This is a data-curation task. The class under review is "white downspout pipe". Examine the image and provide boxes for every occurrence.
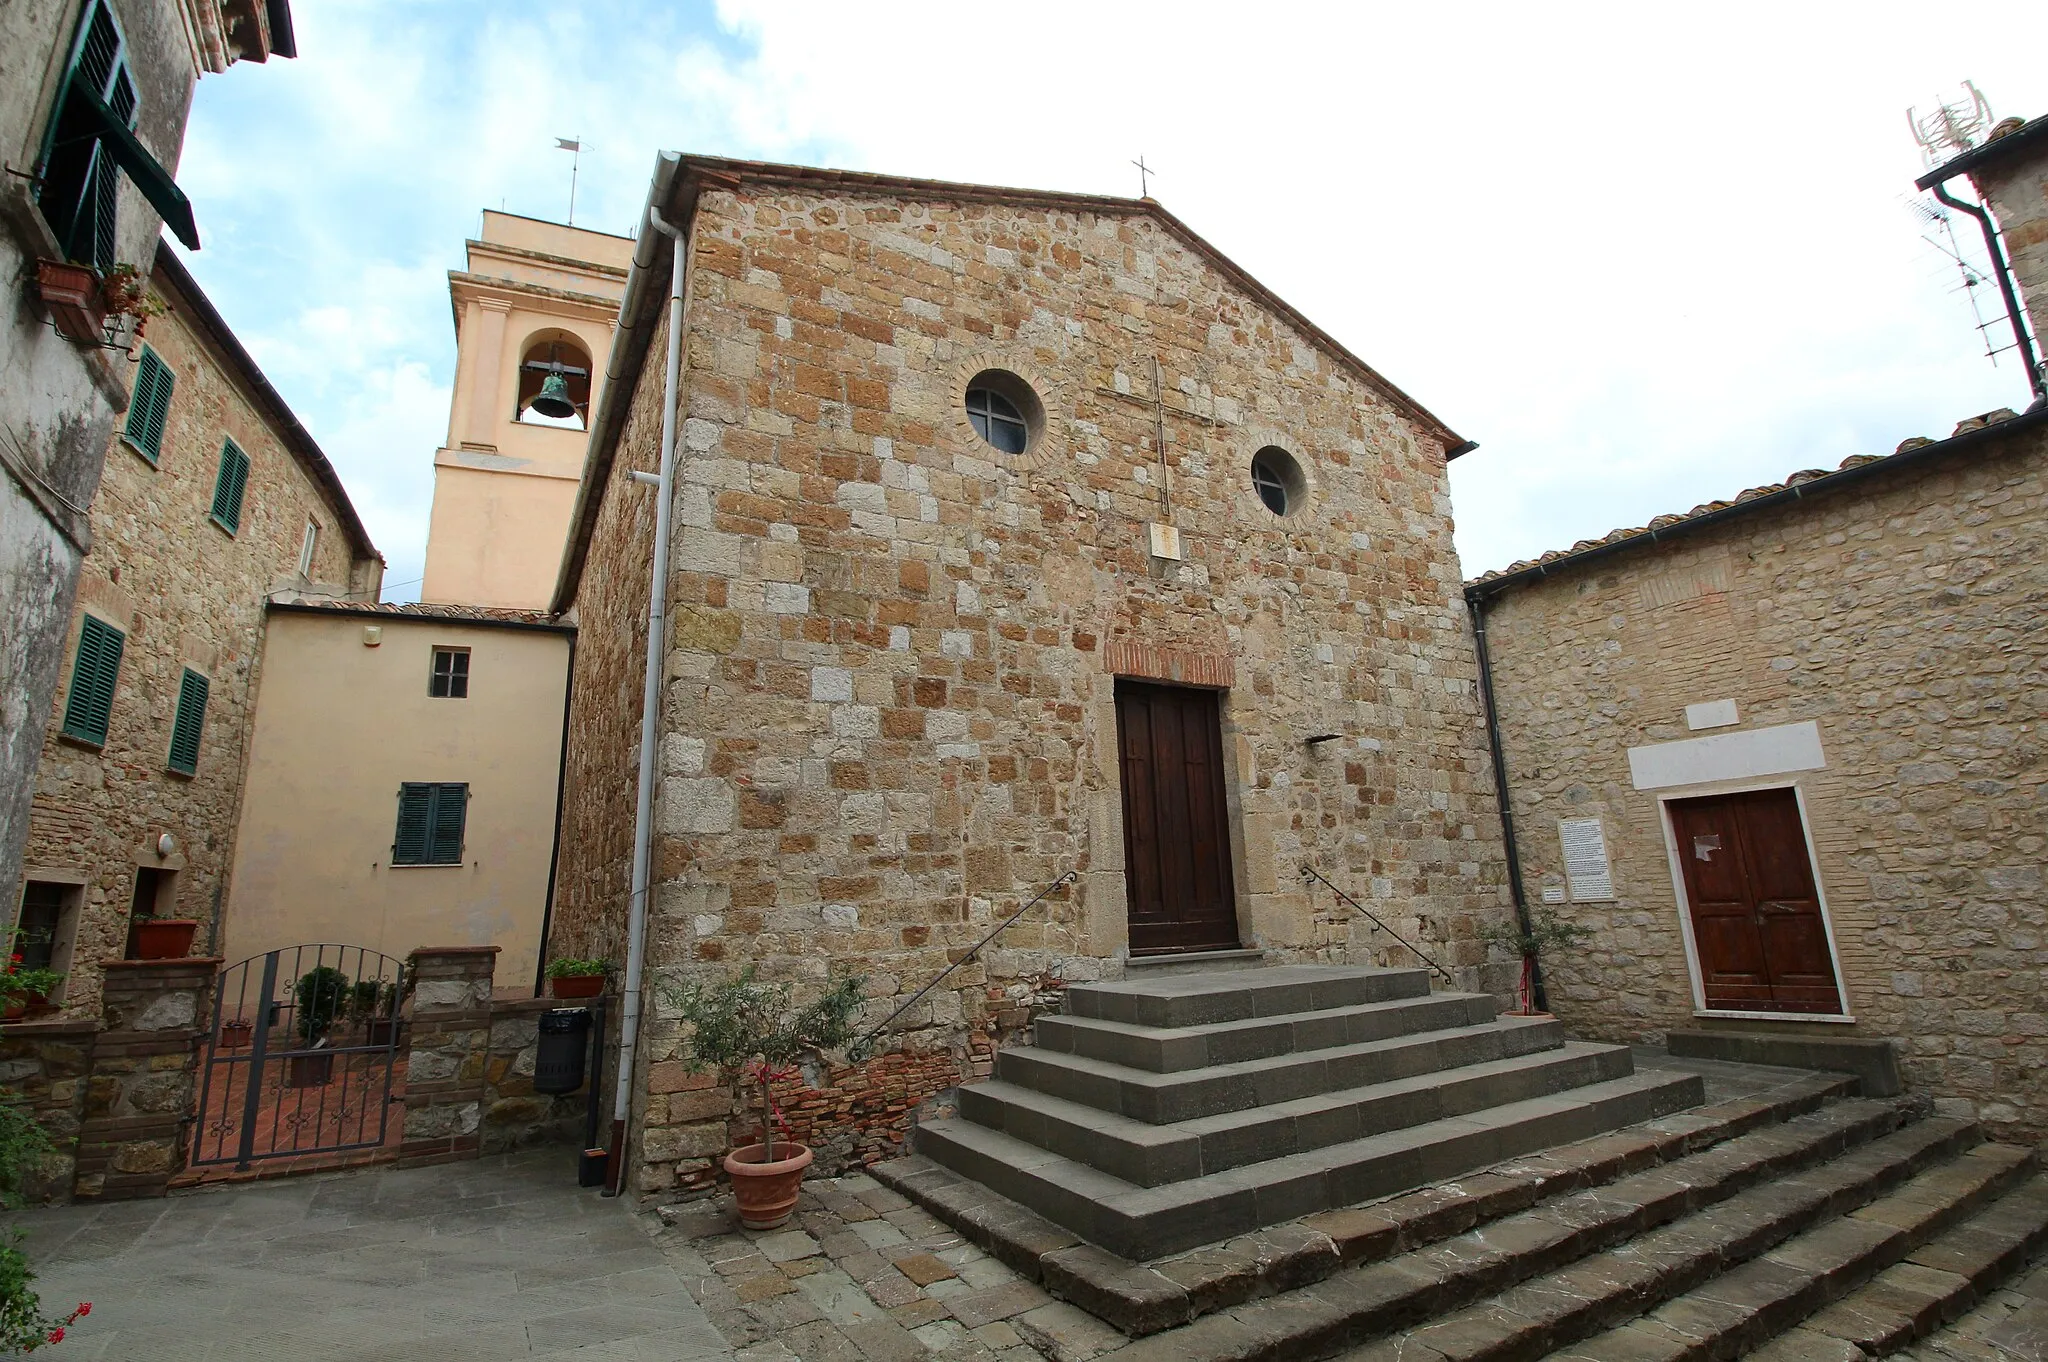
[605,203,687,1196]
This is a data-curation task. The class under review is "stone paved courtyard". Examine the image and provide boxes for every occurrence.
[652,1169,1085,1362]
[6,1149,729,1361]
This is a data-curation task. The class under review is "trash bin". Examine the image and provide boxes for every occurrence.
[535,1007,592,1095]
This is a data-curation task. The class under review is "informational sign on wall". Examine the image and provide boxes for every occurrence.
[1559,817,1615,902]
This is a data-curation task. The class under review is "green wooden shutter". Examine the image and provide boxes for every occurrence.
[166,668,208,775]
[209,438,249,533]
[60,615,124,744]
[124,347,173,463]
[429,783,468,864]
[36,1,134,271]
[393,784,432,864]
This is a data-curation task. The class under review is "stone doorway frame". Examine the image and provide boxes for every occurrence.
[1655,777,1855,1025]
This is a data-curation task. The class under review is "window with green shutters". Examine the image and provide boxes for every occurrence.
[392,783,467,866]
[61,615,125,745]
[166,668,208,775]
[35,0,137,273]
[123,346,174,463]
[209,438,249,534]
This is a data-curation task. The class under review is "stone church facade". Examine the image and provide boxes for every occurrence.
[549,155,1515,1195]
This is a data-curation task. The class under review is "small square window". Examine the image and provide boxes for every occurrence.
[430,647,470,699]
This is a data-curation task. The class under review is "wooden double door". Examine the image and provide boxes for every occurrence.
[1669,787,1842,1015]
[1114,681,1241,955]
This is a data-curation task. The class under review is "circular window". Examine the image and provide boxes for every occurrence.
[964,370,1043,455]
[1250,446,1306,516]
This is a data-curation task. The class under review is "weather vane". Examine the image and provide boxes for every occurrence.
[1131,154,1156,199]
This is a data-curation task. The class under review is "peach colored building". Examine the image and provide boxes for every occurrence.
[420,211,632,609]
[221,601,574,992]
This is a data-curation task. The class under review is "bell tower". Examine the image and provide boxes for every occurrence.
[419,211,633,608]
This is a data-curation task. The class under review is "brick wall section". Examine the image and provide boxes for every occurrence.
[21,285,377,1019]
[73,958,215,1199]
[1478,425,2047,1139]
[554,182,1513,1196]
[0,1019,94,1202]
[398,946,497,1165]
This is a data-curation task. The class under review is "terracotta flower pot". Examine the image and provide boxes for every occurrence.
[132,919,200,959]
[2,1000,25,1023]
[221,1019,254,1049]
[365,1017,400,1047]
[32,259,106,344]
[549,973,604,999]
[724,1142,813,1230]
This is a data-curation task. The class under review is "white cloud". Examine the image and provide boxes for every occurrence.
[171,0,2048,597]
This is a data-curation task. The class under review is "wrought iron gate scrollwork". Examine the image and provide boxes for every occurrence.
[192,945,407,1171]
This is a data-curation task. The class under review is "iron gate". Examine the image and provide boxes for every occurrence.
[192,945,407,1170]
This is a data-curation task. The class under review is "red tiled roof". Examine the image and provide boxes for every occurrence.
[266,597,568,629]
[1466,406,2034,591]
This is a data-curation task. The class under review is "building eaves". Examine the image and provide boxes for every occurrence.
[1464,404,2047,600]
[1915,113,2048,188]
[266,596,576,635]
[550,153,1473,613]
[151,241,379,565]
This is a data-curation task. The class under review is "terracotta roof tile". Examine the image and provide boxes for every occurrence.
[1466,407,2028,588]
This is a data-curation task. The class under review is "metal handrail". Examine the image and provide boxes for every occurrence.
[1298,864,1455,984]
[847,869,1077,1062]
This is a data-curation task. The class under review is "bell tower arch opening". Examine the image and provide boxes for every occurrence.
[516,330,592,431]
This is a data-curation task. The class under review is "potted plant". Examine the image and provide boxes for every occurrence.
[220,1017,254,1049]
[1478,906,1594,1016]
[30,259,104,344]
[130,914,201,960]
[359,981,402,1046]
[98,262,166,346]
[668,967,865,1230]
[545,958,608,999]
[286,966,350,1087]
[0,961,65,1022]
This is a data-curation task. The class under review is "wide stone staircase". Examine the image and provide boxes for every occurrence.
[874,963,2048,1362]
[911,964,1700,1259]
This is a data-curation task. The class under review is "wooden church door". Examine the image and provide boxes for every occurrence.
[1670,787,1842,1015]
[1114,681,1241,955]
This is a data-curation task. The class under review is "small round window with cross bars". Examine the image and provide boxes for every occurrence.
[1251,446,1305,517]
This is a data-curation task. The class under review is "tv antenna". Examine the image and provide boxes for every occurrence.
[1907,196,2005,366]
[1907,82,1993,168]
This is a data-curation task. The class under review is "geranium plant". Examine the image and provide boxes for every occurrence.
[0,1095,87,1350]
[667,967,864,1161]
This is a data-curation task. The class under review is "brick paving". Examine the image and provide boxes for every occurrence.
[651,1171,1071,1361]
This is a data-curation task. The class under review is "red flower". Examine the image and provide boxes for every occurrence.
[46,1327,64,1343]
[75,1303,90,1316]
[9,954,20,963]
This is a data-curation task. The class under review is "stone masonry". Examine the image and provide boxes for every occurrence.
[550,158,1517,1197]
[1473,416,2048,1140]
[18,245,380,1018]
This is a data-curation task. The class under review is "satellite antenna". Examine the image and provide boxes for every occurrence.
[1907,81,1993,168]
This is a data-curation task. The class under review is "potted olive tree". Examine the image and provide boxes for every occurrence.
[668,967,864,1230]
[1478,906,1593,1016]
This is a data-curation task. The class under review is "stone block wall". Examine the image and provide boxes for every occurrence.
[552,172,1515,1196]
[1477,422,2047,1138]
[74,957,213,1199]
[481,995,592,1154]
[0,1019,94,1202]
[1968,126,2048,350]
[19,272,379,1020]
[398,946,496,1166]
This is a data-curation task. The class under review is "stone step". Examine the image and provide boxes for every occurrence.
[878,1074,1864,1336]
[1124,948,1277,976]
[1064,965,1432,1029]
[999,1015,1566,1125]
[920,1066,1704,1260]
[1752,1171,2048,1359]
[963,1042,1639,1187]
[1507,1142,2040,1362]
[1034,991,1499,1073]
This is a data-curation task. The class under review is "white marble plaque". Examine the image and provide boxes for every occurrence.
[1559,817,1614,902]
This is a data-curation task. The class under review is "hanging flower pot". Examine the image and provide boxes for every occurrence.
[31,260,105,344]
[724,1142,814,1231]
[131,919,200,959]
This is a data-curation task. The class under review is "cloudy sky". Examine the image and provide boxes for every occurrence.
[173,0,2048,599]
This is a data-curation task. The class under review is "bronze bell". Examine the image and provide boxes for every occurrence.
[529,372,576,419]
